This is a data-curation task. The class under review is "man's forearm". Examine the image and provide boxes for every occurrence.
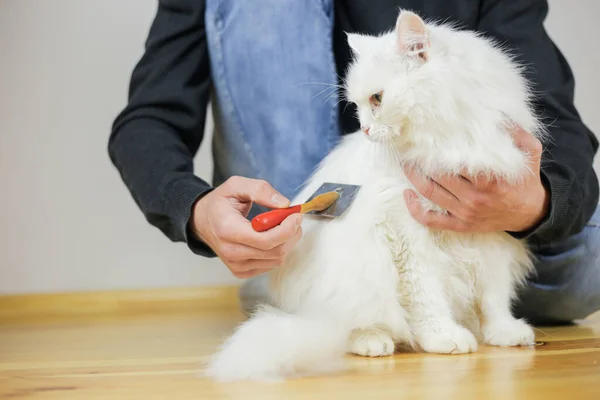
[109,121,215,255]
[108,0,217,256]
[478,0,599,243]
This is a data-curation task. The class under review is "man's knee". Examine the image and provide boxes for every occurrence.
[514,284,600,325]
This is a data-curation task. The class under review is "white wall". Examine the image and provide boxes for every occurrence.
[1,0,598,295]
[544,1,600,148]
[0,0,233,295]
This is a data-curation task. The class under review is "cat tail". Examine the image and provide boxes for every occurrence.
[204,304,350,382]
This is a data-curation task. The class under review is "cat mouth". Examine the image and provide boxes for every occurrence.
[360,124,401,141]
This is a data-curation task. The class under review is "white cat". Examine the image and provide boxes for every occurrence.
[205,9,543,382]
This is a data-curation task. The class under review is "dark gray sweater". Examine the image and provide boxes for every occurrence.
[109,0,599,257]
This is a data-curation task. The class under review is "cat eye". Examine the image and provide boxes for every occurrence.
[370,92,383,106]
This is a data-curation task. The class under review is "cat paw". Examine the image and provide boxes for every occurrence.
[483,318,535,347]
[416,323,478,354]
[348,327,395,357]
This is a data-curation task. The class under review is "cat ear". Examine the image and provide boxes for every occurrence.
[395,10,430,61]
[346,33,375,56]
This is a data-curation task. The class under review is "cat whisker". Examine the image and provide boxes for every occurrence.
[385,136,403,170]
[296,81,344,89]
[323,91,340,104]
[312,86,339,100]
[330,97,348,108]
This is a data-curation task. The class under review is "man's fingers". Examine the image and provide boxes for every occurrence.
[404,190,469,232]
[249,213,302,250]
[405,168,462,211]
[231,213,303,251]
[223,176,290,208]
[232,259,284,273]
[510,125,543,158]
[218,243,277,262]
[222,225,302,261]
[232,268,273,279]
[274,225,303,255]
[227,227,303,278]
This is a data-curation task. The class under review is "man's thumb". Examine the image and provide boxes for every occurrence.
[224,176,290,208]
[510,124,542,155]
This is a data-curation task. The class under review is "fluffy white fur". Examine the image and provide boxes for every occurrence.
[205,10,543,382]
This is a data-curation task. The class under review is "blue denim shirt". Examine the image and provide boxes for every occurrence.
[205,0,341,208]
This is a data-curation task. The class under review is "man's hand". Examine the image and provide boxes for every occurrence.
[403,125,550,233]
[190,176,303,278]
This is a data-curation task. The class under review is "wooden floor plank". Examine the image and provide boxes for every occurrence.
[0,286,241,320]
[1,290,599,399]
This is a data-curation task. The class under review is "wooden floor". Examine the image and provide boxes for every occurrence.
[1,288,599,399]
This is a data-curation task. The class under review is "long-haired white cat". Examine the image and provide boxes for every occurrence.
[205,10,542,382]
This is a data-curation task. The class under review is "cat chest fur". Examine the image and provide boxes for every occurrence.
[378,201,527,320]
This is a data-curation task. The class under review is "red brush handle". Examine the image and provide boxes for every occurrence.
[251,205,302,232]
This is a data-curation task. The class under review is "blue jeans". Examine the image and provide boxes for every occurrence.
[514,206,600,324]
[204,1,600,324]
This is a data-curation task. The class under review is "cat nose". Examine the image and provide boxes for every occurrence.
[361,126,370,135]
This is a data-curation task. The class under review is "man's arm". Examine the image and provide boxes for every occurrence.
[477,0,599,243]
[108,0,215,256]
[108,0,304,274]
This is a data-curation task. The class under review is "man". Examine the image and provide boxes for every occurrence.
[109,0,599,324]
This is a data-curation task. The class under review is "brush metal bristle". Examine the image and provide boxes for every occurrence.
[304,182,361,218]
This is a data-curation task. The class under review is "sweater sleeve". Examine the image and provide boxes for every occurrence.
[108,0,216,257]
[477,0,599,244]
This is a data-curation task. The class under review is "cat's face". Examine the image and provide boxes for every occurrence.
[344,11,433,143]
